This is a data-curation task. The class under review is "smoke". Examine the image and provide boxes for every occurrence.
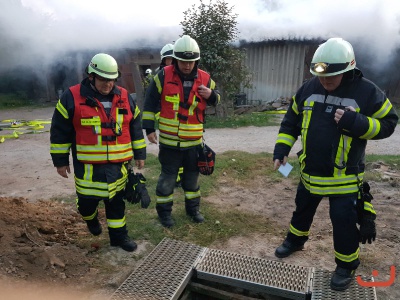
[1,0,399,75]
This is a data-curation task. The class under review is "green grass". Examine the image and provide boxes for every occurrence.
[125,152,280,247]
[0,94,55,110]
[122,152,400,249]
[204,112,282,128]
[0,93,33,108]
[53,148,400,262]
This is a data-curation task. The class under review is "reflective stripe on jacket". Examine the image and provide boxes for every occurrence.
[70,84,134,163]
[158,65,210,148]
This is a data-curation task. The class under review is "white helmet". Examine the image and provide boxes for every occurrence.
[310,38,356,77]
[87,53,120,79]
[173,35,200,62]
[145,68,152,75]
[160,43,174,59]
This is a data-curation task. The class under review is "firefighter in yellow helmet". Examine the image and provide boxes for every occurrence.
[142,35,220,228]
[50,53,147,252]
[273,38,398,290]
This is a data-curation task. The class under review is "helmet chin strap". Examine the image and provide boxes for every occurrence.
[89,76,100,93]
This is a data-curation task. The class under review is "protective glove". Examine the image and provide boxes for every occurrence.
[135,173,151,209]
[359,213,376,244]
[125,172,151,208]
[125,171,141,204]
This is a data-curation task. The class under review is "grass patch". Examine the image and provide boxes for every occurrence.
[49,146,400,250]
[204,112,281,129]
[124,152,400,248]
[0,93,33,108]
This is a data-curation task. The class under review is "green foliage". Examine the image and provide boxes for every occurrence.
[180,0,252,113]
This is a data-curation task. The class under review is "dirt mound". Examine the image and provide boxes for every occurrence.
[0,196,148,299]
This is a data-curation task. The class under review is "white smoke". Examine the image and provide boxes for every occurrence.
[1,0,400,71]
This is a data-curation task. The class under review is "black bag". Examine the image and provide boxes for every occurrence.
[197,143,216,175]
[125,171,151,208]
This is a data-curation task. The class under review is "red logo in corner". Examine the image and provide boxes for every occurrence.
[357,265,396,287]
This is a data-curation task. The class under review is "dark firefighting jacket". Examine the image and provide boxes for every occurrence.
[273,69,398,196]
[50,78,146,199]
[142,65,220,149]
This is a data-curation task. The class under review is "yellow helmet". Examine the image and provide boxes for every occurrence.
[310,38,356,77]
[87,53,120,79]
[173,35,200,62]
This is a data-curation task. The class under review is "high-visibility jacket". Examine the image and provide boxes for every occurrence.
[273,69,398,196]
[70,84,134,163]
[142,65,220,149]
[157,65,209,146]
[50,78,146,199]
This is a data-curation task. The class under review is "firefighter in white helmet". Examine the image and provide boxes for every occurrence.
[143,35,220,228]
[50,53,147,252]
[155,42,183,185]
[155,43,174,73]
[273,38,398,291]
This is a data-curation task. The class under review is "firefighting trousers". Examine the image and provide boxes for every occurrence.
[156,146,200,217]
[285,181,360,270]
[76,190,128,242]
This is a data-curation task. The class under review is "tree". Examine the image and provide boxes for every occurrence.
[180,0,252,117]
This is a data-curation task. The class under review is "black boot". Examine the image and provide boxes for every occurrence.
[158,214,174,228]
[110,236,138,252]
[274,240,304,258]
[86,218,102,236]
[185,198,204,223]
[188,211,204,223]
[156,204,174,228]
[330,266,355,291]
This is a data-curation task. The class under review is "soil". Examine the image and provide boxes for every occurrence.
[0,106,399,299]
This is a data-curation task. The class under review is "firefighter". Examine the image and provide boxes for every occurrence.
[155,42,183,187]
[155,43,174,73]
[143,35,220,228]
[273,38,398,291]
[50,53,146,252]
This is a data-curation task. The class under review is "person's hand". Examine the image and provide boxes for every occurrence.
[135,160,145,169]
[273,156,288,171]
[56,166,70,178]
[198,84,212,100]
[147,132,158,144]
[334,106,355,123]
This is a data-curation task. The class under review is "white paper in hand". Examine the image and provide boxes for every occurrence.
[278,162,293,177]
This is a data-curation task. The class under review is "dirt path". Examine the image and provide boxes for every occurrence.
[1,106,399,200]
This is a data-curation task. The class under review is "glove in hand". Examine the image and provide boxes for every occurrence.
[125,172,151,208]
[125,171,140,204]
[360,214,376,244]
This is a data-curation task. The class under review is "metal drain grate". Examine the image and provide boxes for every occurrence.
[311,269,377,300]
[111,238,377,300]
[195,248,313,299]
[110,238,205,300]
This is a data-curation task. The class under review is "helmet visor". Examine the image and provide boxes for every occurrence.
[174,51,200,61]
[162,49,173,57]
[311,62,350,75]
